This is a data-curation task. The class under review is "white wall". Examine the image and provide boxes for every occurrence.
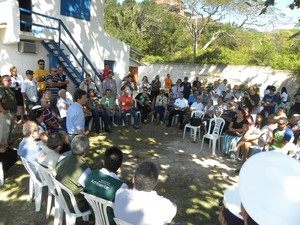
[139,63,298,97]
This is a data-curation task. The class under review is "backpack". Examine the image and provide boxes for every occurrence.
[190,114,202,126]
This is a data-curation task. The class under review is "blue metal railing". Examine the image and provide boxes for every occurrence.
[19,8,102,85]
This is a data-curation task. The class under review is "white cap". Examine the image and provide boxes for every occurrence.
[238,151,300,225]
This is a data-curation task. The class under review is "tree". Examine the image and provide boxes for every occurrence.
[181,0,275,63]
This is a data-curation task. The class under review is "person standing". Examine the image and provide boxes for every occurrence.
[21,70,38,115]
[164,74,173,91]
[56,89,72,131]
[181,77,192,100]
[57,66,69,90]
[102,71,118,98]
[10,66,24,123]
[34,59,49,98]
[150,75,161,102]
[66,89,87,140]
[79,73,96,93]
[0,75,17,151]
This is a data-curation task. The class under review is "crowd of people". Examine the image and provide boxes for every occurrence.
[1,60,300,225]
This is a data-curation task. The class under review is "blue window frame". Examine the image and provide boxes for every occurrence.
[61,0,91,21]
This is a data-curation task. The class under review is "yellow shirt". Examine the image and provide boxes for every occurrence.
[164,77,172,89]
[34,69,49,90]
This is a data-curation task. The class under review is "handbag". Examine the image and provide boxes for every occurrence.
[190,114,202,126]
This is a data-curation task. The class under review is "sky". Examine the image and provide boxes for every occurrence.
[116,0,300,31]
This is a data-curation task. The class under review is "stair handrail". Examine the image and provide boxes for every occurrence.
[19,7,102,82]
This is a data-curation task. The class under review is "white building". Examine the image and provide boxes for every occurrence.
[0,0,135,94]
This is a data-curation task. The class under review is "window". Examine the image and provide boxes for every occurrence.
[61,0,91,21]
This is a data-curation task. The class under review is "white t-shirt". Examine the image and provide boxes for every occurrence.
[190,102,204,111]
[174,97,188,110]
[211,88,222,105]
[114,188,177,225]
[57,97,73,118]
[21,79,38,102]
[281,92,288,102]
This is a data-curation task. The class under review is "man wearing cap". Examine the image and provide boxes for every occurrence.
[0,75,17,151]
[164,74,172,91]
[21,70,38,113]
[264,117,293,152]
[34,59,49,98]
[103,71,118,98]
[180,76,191,100]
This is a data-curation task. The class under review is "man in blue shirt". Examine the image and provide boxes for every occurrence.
[66,89,87,141]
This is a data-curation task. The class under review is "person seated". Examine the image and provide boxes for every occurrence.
[135,88,151,124]
[222,109,249,158]
[214,97,227,117]
[17,121,41,162]
[201,88,211,107]
[101,89,121,127]
[224,85,243,108]
[274,103,287,119]
[230,113,267,161]
[79,73,96,93]
[41,97,64,133]
[37,132,68,174]
[202,99,215,128]
[56,89,73,131]
[166,91,189,129]
[190,95,204,112]
[86,89,111,134]
[263,117,293,152]
[153,89,168,125]
[55,135,91,212]
[166,90,175,110]
[220,103,237,132]
[187,90,200,106]
[119,89,140,129]
[84,147,128,224]
[242,86,260,116]
[261,85,278,116]
[114,161,177,225]
[288,114,300,144]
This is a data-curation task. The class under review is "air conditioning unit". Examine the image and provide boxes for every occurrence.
[18,41,38,54]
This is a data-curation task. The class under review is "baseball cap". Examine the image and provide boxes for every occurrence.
[32,105,44,111]
[26,70,34,75]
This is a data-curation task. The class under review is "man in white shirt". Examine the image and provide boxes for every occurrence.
[21,70,38,113]
[190,95,204,111]
[57,89,73,131]
[166,92,189,129]
[211,81,222,105]
[114,161,177,225]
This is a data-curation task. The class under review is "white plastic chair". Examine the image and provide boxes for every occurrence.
[81,192,113,225]
[200,118,225,155]
[52,178,91,225]
[0,162,3,186]
[20,157,53,216]
[183,110,205,142]
[88,117,103,131]
[114,217,133,225]
[35,164,62,225]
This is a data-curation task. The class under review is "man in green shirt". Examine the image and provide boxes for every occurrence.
[84,146,127,224]
[101,89,121,127]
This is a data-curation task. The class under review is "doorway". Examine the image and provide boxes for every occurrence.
[18,0,32,32]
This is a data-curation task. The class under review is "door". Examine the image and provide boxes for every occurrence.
[18,0,32,32]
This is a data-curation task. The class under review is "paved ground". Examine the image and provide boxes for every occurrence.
[0,121,242,225]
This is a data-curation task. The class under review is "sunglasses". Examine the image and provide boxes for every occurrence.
[277,122,285,125]
[52,70,57,72]
[39,63,45,65]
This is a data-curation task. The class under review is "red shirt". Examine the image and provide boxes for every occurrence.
[120,95,133,110]
[102,69,111,80]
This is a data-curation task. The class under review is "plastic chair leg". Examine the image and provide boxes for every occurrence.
[46,189,52,219]
[66,214,77,225]
[82,215,89,221]
[212,139,217,155]
[53,198,63,225]
[200,138,204,151]
[29,178,34,202]
[183,126,187,139]
[0,162,3,186]
[34,183,42,212]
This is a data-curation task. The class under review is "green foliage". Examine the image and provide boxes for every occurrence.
[104,0,300,71]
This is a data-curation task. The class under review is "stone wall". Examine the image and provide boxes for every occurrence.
[138,63,299,97]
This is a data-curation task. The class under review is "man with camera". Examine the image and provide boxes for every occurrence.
[79,73,96,93]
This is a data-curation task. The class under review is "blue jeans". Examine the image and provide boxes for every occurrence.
[90,109,109,132]
[121,108,139,126]
[104,109,121,124]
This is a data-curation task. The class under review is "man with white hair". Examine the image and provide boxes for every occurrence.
[56,89,72,130]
